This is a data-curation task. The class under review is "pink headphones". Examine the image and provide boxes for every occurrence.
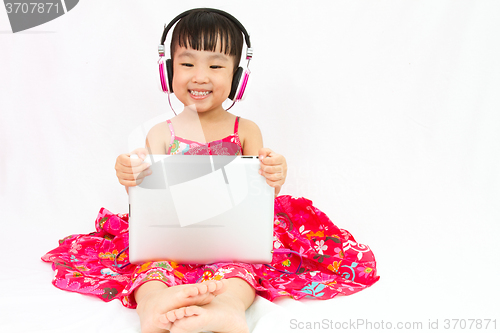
[158,8,253,110]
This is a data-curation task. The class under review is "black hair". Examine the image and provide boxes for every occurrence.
[170,9,244,73]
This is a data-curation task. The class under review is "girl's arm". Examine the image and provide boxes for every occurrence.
[241,118,264,156]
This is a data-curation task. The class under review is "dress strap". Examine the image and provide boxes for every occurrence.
[166,120,176,154]
[166,120,175,138]
[234,116,240,134]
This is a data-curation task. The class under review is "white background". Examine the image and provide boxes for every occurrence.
[0,0,499,332]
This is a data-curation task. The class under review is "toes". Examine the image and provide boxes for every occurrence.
[205,281,216,293]
[184,305,203,317]
[198,283,208,294]
[165,307,186,323]
[163,306,202,323]
[158,314,174,329]
[169,306,208,333]
[171,308,188,320]
[182,285,201,298]
[159,314,168,324]
[165,308,180,322]
[213,280,228,295]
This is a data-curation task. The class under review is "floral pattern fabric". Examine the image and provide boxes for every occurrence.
[42,195,379,308]
[167,116,242,156]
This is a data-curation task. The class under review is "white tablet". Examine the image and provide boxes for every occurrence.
[128,154,274,264]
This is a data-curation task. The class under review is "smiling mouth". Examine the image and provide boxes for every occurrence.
[189,90,211,97]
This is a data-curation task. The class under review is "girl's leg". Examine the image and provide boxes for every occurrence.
[163,277,256,333]
[220,277,256,309]
[135,280,228,333]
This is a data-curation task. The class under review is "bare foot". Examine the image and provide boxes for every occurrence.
[166,293,249,333]
[162,305,203,323]
[136,280,227,333]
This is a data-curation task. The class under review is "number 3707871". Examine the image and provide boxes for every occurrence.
[5,3,60,14]
[444,319,497,330]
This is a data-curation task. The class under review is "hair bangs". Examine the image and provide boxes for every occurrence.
[170,10,244,72]
[178,24,234,56]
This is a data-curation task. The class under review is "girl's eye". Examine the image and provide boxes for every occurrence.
[210,65,223,69]
[181,63,193,67]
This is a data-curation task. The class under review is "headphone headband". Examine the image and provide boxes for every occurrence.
[160,8,251,50]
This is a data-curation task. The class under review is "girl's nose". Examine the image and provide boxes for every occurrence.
[192,67,209,84]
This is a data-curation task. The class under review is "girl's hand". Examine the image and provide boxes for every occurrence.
[258,148,287,197]
[115,148,152,190]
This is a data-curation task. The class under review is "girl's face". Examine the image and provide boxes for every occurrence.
[172,42,235,114]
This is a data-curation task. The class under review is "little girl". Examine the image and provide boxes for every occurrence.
[42,8,379,333]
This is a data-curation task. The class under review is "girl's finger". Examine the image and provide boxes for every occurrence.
[124,162,150,177]
[131,164,151,175]
[135,169,152,180]
[118,168,151,182]
[121,176,148,187]
[264,173,284,183]
[266,179,284,189]
[129,158,150,168]
[116,170,135,181]
[261,168,284,180]
[261,164,286,175]
[119,179,139,187]
[118,163,143,175]
[260,158,281,166]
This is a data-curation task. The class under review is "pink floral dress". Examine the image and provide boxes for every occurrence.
[42,116,380,308]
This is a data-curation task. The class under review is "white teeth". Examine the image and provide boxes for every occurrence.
[190,90,210,96]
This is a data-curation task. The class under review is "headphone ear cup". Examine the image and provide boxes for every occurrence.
[166,59,174,93]
[229,67,243,101]
[158,58,168,92]
[237,70,250,101]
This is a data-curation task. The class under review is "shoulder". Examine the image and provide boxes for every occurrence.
[237,117,261,136]
[145,121,172,154]
[237,117,263,156]
[147,121,171,139]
